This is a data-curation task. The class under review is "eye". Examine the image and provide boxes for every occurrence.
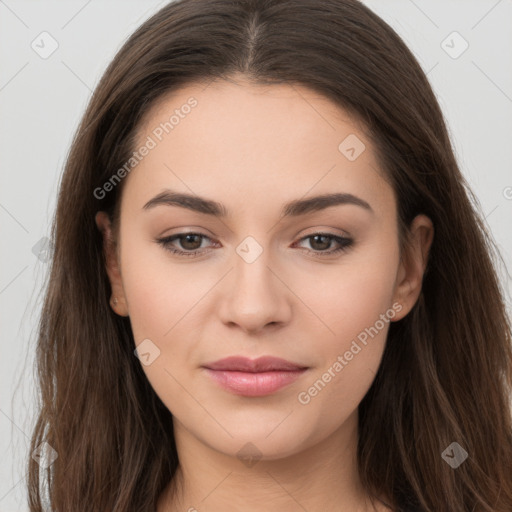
[156,232,216,258]
[156,231,353,258]
[294,232,353,257]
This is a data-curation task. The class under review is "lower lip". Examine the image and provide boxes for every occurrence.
[203,368,307,397]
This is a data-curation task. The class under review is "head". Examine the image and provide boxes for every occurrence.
[28,1,512,511]
[96,72,433,447]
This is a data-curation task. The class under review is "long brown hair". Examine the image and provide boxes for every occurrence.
[27,1,512,510]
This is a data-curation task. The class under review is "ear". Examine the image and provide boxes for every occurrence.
[391,214,434,321]
[95,211,129,317]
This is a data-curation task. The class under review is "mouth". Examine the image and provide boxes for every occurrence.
[201,356,309,397]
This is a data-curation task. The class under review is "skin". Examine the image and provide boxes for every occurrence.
[96,75,433,512]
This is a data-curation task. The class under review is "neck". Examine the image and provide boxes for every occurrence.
[158,410,386,512]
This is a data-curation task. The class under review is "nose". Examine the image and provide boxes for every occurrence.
[217,245,293,335]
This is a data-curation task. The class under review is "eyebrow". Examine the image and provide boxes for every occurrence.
[142,189,374,217]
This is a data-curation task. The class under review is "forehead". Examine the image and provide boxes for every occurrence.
[122,77,394,219]
[135,77,372,157]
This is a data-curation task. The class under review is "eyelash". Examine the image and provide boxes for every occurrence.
[156,231,353,258]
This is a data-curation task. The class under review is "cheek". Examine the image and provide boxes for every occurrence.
[296,241,400,345]
[120,252,200,416]
[118,234,236,406]
[294,240,399,403]
[119,234,206,340]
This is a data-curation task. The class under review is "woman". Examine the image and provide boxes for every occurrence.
[27,0,512,511]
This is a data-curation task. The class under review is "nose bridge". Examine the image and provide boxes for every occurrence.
[218,233,291,331]
[232,234,279,302]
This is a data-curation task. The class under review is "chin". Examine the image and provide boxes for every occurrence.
[194,422,318,463]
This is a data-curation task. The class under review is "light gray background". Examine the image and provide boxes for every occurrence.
[1,1,511,510]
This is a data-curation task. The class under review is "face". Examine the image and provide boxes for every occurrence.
[96,76,431,461]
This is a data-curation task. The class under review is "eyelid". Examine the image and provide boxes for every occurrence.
[156,229,354,258]
[297,226,352,239]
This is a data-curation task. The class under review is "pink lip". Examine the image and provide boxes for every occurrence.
[202,356,309,397]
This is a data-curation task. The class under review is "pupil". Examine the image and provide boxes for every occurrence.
[183,234,200,249]
[312,235,329,250]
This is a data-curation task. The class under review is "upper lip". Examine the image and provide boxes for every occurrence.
[203,356,308,373]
